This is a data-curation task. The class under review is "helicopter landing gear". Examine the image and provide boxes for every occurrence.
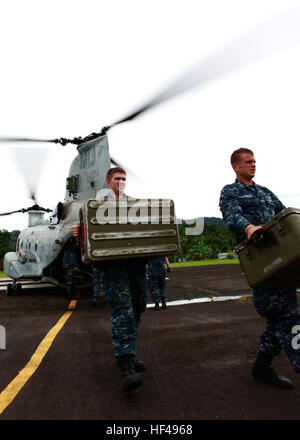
[6,281,22,296]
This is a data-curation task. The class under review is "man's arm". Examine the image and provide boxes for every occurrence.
[266,188,286,214]
[164,257,171,272]
[219,185,251,237]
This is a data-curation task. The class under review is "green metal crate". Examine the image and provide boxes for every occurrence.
[236,207,300,288]
[79,198,180,263]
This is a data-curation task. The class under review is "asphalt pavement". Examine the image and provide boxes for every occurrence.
[0,264,299,424]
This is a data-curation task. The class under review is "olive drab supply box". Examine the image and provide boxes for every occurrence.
[79,198,180,263]
[235,207,300,288]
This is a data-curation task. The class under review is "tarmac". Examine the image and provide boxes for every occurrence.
[1,264,300,424]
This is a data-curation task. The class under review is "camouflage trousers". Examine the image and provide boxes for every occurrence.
[100,260,147,358]
[148,274,166,303]
[253,287,300,372]
[92,267,103,299]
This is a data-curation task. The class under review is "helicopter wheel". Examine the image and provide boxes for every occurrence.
[16,283,22,295]
[6,284,13,296]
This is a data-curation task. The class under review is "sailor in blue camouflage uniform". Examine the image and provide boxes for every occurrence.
[62,237,82,300]
[99,257,147,357]
[91,264,103,307]
[147,256,170,310]
[71,167,147,392]
[219,147,300,389]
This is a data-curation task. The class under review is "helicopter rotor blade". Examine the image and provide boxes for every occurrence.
[0,6,299,147]
[0,136,65,146]
[110,156,144,183]
[105,5,300,132]
[9,147,51,205]
[110,156,122,168]
[0,209,26,216]
[0,137,56,143]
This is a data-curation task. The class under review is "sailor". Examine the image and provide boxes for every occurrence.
[91,264,103,307]
[219,147,300,389]
[62,237,82,300]
[147,256,171,310]
[71,167,147,392]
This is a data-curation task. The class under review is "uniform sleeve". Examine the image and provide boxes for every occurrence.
[219,185,250,236]
[265,188,286,214]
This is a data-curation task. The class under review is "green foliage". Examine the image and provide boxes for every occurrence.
[226,250,235,259]
[0,230,13,259]
[0,230,20,268]
[171,218,236,262]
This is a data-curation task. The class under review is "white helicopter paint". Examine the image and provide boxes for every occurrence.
[4,136,111,291]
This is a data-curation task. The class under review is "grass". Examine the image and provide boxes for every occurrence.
[170,258,239,268]
[0,272,7,277]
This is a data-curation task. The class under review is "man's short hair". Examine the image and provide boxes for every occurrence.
[106,167,126,181]
[230,148,254,165]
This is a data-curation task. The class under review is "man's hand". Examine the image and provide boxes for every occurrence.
[244,224,263,240]
[71,222,80,237]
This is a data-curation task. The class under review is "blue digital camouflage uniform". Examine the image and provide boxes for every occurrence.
[62,241,82,299]
[219,178,300,373]
[147,256,167,303]
[97,259,147,358]
[92,265,103,300]
[94,193,147,358]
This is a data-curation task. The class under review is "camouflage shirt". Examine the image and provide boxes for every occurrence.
[147,256,167,276]
[219,178,285,243]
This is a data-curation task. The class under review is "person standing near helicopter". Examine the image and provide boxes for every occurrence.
[71,167,147,392]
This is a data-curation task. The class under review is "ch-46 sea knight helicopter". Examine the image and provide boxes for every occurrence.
[1,5,300,295]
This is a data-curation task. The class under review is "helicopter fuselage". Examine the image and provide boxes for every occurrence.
[4,201,85,285]
[4,135,111,289]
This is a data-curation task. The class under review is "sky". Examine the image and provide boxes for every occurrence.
[1,0,300,231]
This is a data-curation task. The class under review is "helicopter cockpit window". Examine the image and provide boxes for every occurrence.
[20,241,23,249]
[35,243,38,251]
[50,202,63,225]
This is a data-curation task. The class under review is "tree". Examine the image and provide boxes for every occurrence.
[0,230,20,267]
[170,217,237,262]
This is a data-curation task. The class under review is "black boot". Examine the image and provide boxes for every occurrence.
[133,359,145,372]
[116,354,143,392]
[116,356,145,372]
[252,350,293,389]
[161,298,167,309]
[154,302,160,311]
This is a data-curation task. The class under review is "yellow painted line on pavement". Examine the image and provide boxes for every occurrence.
[0,300,77,415]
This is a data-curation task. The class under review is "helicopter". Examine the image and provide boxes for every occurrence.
[1,5,300,295]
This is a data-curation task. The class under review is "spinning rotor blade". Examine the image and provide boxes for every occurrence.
[110,156,122,168]
[0,137,59,144]
[0,209,26,216]
[10,147,51,205]
[0,205,52,217]
[0,6,300,147]
[105,5,300,131]
[110,156,144,183]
